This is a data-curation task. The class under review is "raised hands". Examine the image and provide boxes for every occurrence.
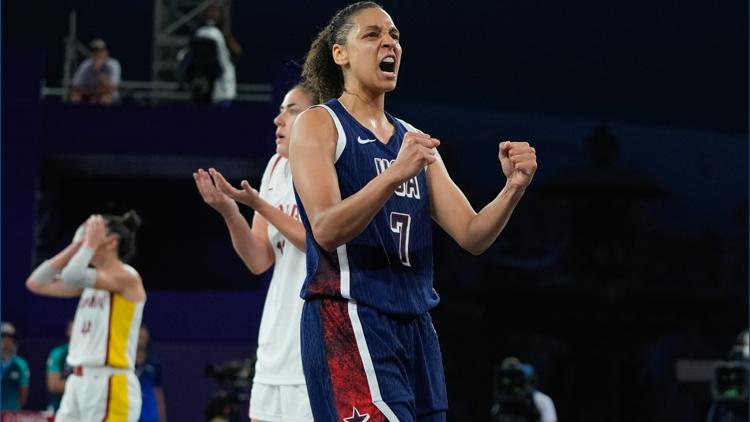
[499,141,537,189]
[82,215,110,249]
[193,168,240,218]
[207,168,262,210]
[390,132,441,183]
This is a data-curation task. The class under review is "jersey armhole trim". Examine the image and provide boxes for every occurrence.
[314,105,347,163]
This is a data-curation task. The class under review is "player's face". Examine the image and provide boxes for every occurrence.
[273,88,313,158]
[341,8,401,94]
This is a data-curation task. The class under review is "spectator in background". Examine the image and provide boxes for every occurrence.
[1,322,30,411]
[46,319,74,413]
[491,357,558,422]
[136,325,168,422]
[70,38,121,105]
[188,5,237,106]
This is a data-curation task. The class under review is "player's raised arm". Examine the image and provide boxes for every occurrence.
[289,107,439,252]
[208,167,307,253]
[26,239,86,298]
[194,168,275,274]
[428,141,537,255]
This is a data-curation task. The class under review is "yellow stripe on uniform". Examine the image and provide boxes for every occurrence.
[103,374,130,421]
[107,294,136,368]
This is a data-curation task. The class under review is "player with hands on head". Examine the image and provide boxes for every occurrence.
[26,210,146,422]
[288,2,537,421]
[193,83,317,422]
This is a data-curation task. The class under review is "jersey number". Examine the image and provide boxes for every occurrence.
[390,212,412,267]
[80,320,92,335]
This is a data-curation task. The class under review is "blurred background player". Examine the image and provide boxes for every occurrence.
[194,83,316,422]
[1,322,30,411]
[46,319,74,413]
[136,325,168,422]
[25,211,146,422]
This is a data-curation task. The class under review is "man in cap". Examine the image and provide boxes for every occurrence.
[70,38,121,105]
[1,322,30,410]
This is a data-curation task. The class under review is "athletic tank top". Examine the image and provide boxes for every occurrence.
[295,99,439,316]
[67,265,145,369]
[254,154,307,384]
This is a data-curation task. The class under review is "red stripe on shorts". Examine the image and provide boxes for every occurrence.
[321,300,386,422]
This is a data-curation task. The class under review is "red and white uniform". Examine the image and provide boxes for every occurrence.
[57,265,145,422]
[250,154,312,421]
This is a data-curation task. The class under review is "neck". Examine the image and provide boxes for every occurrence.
[2,350,11,360]
[92,252,118,269]
[339,88,390,134]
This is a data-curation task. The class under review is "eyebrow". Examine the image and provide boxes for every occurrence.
[281,102,298,109]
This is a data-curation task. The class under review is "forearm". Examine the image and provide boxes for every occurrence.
[26,242,83,294]
[156,388,168,422]
[463,183,526,255]
[311,169,402,251]
[47,374,66,394]
[223,213,273,274]
[20,387,28,407]
[48,242,83,270]
[253,200,306,252]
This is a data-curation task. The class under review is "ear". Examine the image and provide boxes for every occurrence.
[106,234,120,251]
[332,43,349,66]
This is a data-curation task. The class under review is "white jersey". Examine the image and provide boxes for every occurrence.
[253,154,307,385]
[67,266,145,369]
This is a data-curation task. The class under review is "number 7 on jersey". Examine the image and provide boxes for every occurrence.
[390,212,412,267]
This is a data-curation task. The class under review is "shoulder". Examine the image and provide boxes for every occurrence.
[120,264,141,280]
[48,344,67,359]
[298,106,336,127]
[76,59,94,71]
[112,264,145,297]
[291,107,338,144]
[533,390,555,407]
[264,153,283,172]
[13,355,30,371]
[196,26,223,41]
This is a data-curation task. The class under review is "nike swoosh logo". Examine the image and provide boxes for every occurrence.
[357,136,378,144]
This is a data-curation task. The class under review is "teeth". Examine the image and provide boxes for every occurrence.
[382,57,395,63]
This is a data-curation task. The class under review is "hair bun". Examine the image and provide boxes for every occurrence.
[122,210,142,230]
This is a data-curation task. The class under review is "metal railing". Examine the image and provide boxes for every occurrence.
[42,81,272,103]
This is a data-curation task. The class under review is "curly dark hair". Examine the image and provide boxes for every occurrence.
[301,1,382,102]
[103,210,142,263]
[293,79,320,105]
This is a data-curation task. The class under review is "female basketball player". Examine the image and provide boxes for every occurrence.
[26,211,145,422]
[288,3,538,421]
[193,83,316,422]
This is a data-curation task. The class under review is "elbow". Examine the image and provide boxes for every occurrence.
[26,278,40,293]
[310,222,340,253]
[462,240,489,256]
[467,246,486,256]
[246,266,266,276]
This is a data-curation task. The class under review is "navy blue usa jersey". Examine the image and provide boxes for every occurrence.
[295,99,439,316]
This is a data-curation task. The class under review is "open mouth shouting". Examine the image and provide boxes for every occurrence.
[379,55,397,78]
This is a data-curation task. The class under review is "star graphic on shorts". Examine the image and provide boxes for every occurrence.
[343,407,370,422]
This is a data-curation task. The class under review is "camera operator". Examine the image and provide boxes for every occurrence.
[204,358,255,422]
[491,357,557,422]
[706,329,748,422]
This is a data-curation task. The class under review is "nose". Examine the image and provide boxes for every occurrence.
[382,35,395,49]
[273,111,284,127]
